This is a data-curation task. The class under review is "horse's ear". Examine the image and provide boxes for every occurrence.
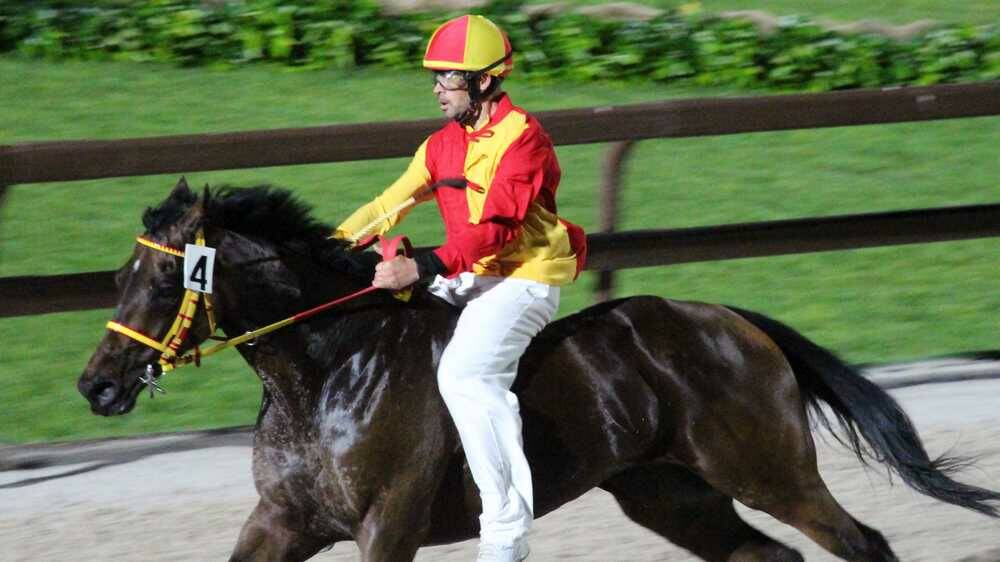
[171,176,192,199]
[187,185,211,217]
[193,185,212,220]
[165,176,196,210]
[163,176,198,210]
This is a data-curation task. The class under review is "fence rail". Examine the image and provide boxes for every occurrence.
[2,203,997,318]
[2,83,997,184]
[1,82,998,318]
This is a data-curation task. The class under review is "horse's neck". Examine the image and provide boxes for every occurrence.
[213,233,365,330]
[212,233,377,419]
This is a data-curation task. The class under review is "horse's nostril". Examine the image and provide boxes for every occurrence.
[92,382,118,407]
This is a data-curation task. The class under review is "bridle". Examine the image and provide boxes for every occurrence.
[106,228,218,379]
[104,229,410,397]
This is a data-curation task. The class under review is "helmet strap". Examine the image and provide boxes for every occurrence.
[449,49,512,126]
[454,73,496,127]
[465,71,485,101]
[456,98,482,127]
[465,49,510,102]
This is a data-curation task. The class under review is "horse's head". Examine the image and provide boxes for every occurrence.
[78,178,218,415]
[79,178,362,415]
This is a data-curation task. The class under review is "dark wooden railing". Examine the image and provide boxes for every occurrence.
[1,82,998,317]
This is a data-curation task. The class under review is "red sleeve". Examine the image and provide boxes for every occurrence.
[432,121,560,276]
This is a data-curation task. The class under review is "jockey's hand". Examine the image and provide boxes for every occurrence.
[373,255,419,290]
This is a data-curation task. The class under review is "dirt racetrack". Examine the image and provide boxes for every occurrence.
[2,379,999,561]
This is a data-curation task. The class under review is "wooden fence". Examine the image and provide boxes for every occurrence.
[1,82,998,317]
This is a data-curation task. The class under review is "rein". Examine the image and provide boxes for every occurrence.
[106,230,411,397]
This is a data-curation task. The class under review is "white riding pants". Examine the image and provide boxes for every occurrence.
[429,272,560,546]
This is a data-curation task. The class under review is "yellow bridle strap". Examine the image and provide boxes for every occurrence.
[105,290,198,372]
[106,321,168,352]
[166,315,298,369]
[136,236,186,257]
[109,230,389,374]
[108,229,212,372]
[157,289,202,372]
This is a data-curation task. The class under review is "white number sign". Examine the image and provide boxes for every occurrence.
[183,245,216,294]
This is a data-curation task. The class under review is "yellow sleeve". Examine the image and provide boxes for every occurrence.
[333,139,431,241]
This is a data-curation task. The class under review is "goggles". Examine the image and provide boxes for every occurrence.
[432,70,469,91]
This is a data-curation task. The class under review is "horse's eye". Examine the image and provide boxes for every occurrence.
[151,278,180,302]
[114,268,128,290]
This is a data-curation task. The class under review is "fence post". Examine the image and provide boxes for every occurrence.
[0,184,7,274]
[594,140,635,303]
[0,183,8,224]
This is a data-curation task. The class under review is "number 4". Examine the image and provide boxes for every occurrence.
[188,255,209,291]
[183,245,216,294]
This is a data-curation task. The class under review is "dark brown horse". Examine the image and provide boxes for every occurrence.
[79,180,999,562]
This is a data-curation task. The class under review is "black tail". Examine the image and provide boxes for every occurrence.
[727,306,1000,518]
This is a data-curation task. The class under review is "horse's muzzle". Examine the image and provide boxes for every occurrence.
[78,375,137,416]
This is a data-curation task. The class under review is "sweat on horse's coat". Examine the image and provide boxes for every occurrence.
[79,178,1000,562]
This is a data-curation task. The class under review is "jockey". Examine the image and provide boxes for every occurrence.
[333,14,586,562]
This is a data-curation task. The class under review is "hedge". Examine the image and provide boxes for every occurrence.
[1,0,997,91]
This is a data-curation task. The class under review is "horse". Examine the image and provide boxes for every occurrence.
[78,178,1000,562]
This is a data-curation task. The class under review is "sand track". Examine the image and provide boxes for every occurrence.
[2,380,998,561]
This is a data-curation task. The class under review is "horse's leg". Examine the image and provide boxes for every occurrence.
[354,492,436,562]
[680,381,898,561]
[229,500,337,562]
[601,464,803,562]
[732,476,897,562]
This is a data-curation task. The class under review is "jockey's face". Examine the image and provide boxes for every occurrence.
[432,71,491,122]
[433,70,471,121]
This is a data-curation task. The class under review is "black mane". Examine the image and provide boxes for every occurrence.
[207,185,336,249]
[144,184,347,247]
[142,185,377,282]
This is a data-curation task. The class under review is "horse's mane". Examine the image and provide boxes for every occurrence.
[142,184,357,269]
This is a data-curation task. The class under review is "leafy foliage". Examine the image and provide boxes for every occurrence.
[0,0,996,90]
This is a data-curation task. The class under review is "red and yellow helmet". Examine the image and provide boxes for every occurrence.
[422,15,513,77]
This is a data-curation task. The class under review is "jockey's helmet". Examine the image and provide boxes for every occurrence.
[423,15,513,101]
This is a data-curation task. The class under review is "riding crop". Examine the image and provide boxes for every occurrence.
[345,178,474,245]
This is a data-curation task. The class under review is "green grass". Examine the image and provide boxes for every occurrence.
[540,0,1000,24]
[0,57,997,444]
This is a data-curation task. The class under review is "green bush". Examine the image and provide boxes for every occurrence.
[0,0,996,90]
[760,17,893,91]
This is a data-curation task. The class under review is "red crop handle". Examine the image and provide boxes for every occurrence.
[372,235,414,302]
[379,234,413,261]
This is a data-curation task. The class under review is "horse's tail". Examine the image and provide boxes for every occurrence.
[726,305,1000,518]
